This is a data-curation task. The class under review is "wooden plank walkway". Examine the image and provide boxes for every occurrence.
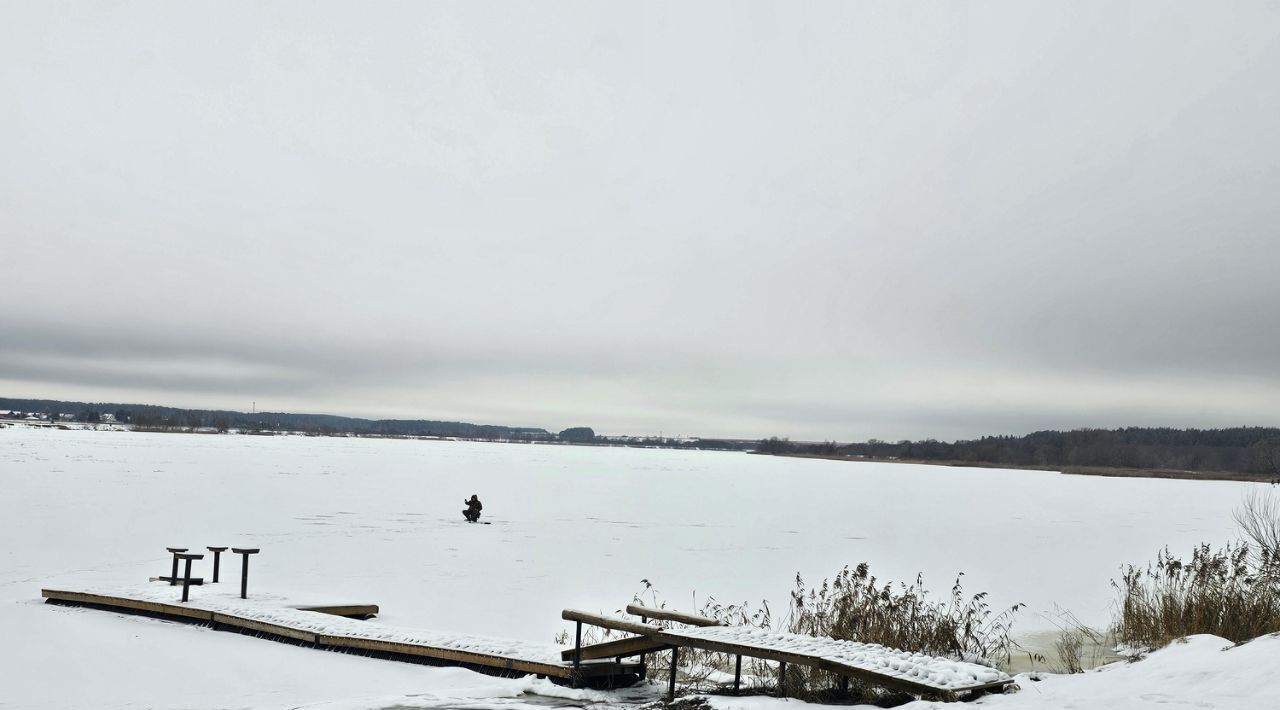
[563,605,1014,699]
[41,586,637,685]
[41,583,1010,700]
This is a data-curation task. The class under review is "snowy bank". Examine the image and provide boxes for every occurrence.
[703,633,1280,710]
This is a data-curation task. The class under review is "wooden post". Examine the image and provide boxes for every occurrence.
[778,661,787,698]
[561,609,660,636]
[625,604,724,627]
[166,548,188,586]
[231,548,260,599]
[840,675,850,695]
[734,654,742,694]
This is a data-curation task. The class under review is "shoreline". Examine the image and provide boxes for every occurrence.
[765,452,1279,484]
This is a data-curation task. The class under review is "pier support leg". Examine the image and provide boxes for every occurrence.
[734,654,742,695]
[572,620,582,687]
[777,661,787,698]
[668,647,679,700]
[840,675,849,696]
[638,616,647,680]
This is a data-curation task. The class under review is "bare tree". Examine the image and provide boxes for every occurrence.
[1233,490,1280,583]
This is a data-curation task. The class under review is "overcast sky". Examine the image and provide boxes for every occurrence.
[2,1,1278,441]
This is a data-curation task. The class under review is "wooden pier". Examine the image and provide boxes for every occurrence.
[41,585,1012,700]
[563,604,1015,700]
[41,586,638,686]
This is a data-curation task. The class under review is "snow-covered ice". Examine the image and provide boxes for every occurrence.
[2,425,1275,709]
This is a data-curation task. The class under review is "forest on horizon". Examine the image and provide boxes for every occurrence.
[758,427,1280,477]
[5,396,1279,477]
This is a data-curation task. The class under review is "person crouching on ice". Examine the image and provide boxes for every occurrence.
[463,495,483,523]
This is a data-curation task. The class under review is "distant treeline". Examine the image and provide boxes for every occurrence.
[0,397,551,439]
[12,397,1275,475]
[0,396,764,450]
[758,427,1280,476]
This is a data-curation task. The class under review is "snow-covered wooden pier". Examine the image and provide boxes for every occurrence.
[563,604,1015,700]
[40,583,1010,700]
[41,585,639,685]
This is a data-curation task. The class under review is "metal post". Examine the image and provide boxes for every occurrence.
[232,548,260,599]
[778,661,787,698]
[166,547,187,586]
[182,558,194,601]
[734,654,742,695]
[668,647,678,700]
[176,552,204,602]
[207,546,227,583]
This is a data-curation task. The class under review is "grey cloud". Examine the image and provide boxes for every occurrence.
[2,2,1278,439]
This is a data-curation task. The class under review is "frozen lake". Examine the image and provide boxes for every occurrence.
[0,426,1262,707]
[3,426,1259,634]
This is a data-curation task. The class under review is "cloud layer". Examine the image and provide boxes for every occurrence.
[3,2,1279,439]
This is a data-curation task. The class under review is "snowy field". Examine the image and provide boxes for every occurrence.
[1,425,1272,709]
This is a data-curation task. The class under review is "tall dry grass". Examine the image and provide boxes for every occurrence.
[776,564,1022,700]
[1112,492,1280,651]
[586,565,1021,702]
[1046,609,1110,674]
[788,564,1023,667]
[1111,542,1280,651]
